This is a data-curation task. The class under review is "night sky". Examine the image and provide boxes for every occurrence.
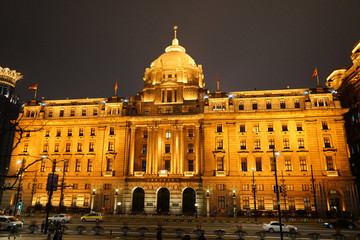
[1,1,359,102]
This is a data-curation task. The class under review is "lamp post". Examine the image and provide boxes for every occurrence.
[58,160,67,213]
[91,188,96,212]
[251,168,257,222]
[310,165,318,217]
[280,171,287,220]
[232,190,236,218]
[30,170,37,206]
[114,189,118,215]
[272,149,283,240]
[14,159,25,216]
[118,202,122,215]
[206,189,210,217]
[44,156,56,234]
[195,203,198,219]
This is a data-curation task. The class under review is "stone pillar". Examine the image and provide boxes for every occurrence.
[129,127,136,175]
[146,127,152,174]
[171,125,176,174]
[179,126,184,174]
[153,127,159,174]
[114,191,118,215]
[195,125,200,174]
[206,193,210,217]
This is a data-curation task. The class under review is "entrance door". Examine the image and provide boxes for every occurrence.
[157,188,170,214]
[132,188,145,213]
[182,188,196,215]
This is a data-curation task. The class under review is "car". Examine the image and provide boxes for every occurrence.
[323,219,357,229]
[48,214,72,223]
[263,221,297,233]
[80,212,103,222]
[0,216,24,230]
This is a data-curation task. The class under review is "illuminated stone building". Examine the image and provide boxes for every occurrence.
[2,30,359,218]
[326,40,360,198]
[0,67,22,203]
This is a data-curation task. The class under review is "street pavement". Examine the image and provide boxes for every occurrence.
[1,215,360,239]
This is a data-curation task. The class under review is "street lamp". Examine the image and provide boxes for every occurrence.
[232,190,236,218]
[59,160,67,213]
[91,188,96,212]
[114,189,119,214]
[195,203,198,219]
[206,189,210,217]
[272,149,284,240]
[252,168,257,222]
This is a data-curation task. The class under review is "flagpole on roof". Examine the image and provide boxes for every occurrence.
[34,87,37,100]
[316,69,320,86]
[217,73,220,91]
[114,79,118,96]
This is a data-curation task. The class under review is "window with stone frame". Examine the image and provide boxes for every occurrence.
[253,123,260,132]
[70,108,75,116]
[217,157,224,171]
[188,143,194,153]
[267,123,274,132]
[285,157,292,171]
[298,138,305,149]
[68,128,73,136]
[239,124,246,132]
[108,141,114,151]
[77,142,83,152]
[165,144,171,153]
[280,100,286,109]
[255,157,262,171]
[79,128,84,136]
[252,102,258,110]
[238,102,244,110]
[241,157,247,171]
[75,159,81,172]
[109,126,115,135]
[294,100,300,108]
[242,184,249,191]
[283,138,290,149]
[240,139,246,150]
[106,158,113,171]
[87,159,93,172]
[216,138,223,150]
[165,129,171,138]
[324,136,332,148]
[218,196,226,209]
[188,160,194,171]
[304,197,311,210]
[266,101,272,109]
[288,197,295,210]
[326,156,334,170]
[254,139,261,149]
[270,157,276,171]
[142,144,147,154]
[90,128,96,136]
[296,122,303,131]
[282,123,288,131]
[54,143,59,152]
[242,197,250,209]
[217,124,223,133]
[269,139,275,149]
[258,197,265,210]
[322,121,329,130]
[65,143,71,152]
[300,157,307,171]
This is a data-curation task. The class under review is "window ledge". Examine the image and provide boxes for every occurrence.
[184,171,194,177]
[326,170,338,176]
[215,170,226,176]
[134,171,145,177]
[104,171,114,177]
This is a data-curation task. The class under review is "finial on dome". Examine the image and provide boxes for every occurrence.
[172,25,179,46]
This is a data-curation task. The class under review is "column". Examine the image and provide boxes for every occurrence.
[146,127,152,174]
[129,126,136,175]
[206,190,210,217]
[153,127,159,174]
[171,125,176,174]
[155,127,161,174]
[195,125,200,174]
[179,126,184,174]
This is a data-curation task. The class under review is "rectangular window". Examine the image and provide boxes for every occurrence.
[108,141,114,151]
[239,124,246,132]
[82,109,86,116]
[242,184,249,191]
[89,142,94,152]
[109,127,115,135]
[93,108,98,116]
[103,195,110,207]
[54,143,59,152]
[288,197,295,210]
[217,184,226,190]
[87,159,93,172]
[240,139,246,150]
[294,100,300,108]
[104,184,111,190]
[23,143,28,152]
[65,143,71,152]
[79,128,84,136]
[266,101,272,109]
[67,129,73,137]
[142,160,146,172]
[90,128,96,136]
[285,157,292,171]
[253,123,260,132]
[56,129,61,137]
[326,156,334,170]
[71,196,77,207]
[45,130,50,137]
[73,184,78,189]
[241,157,247,171]
[273,198,278,210]
[269,139,275,149]
[243,197,250,209]
[270,157,276,171]
[258,197,265,210]
[254,139,261,149]
[217,157,224,171]
[77,142,83,152]
[216,138,223,150]
[165,160,170,171]
[40,160,46,172]
[296,122,303,131]
[84,195,90,206]
[70,108,75,116]
[188,143,194,153]
[188,129,194,137]
[75,159,81,172]
[282,123,288,131]
[256,157,262,171]
[85,184,91,190]
[43,143,48,152]
[287,184,294,191]
[252,102,258,110]
[37,183,42,189]
[218,196,226,209]
[143,130,148,138]
[188,160,194,171]
[165,129,171,138]
[165,144,171,153]
[48,109,53,118]
[322,121,329,130]
[283,138,290,149]
[324,137,331,148]
[142,144,147,154]
[167,90,172,102]
[300,157,307,171]
[238,103,244,110]
[280,100,286,109]
[106,158,113,171]
[217,124,222,133]
[302,184,310,191]
[267,123,274,132]
[257,184,264,191]
[59,109,64,117]
[298,138,305,149]
[304,197,311,210]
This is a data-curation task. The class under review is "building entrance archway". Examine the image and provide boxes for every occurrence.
[182,188,196,215]
[157,188,170,214]
[132,188,145,213]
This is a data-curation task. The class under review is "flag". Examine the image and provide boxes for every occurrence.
[114,81,118,91]
[312,68,318,79]
[217,73,219,91]
[28,84,38,90]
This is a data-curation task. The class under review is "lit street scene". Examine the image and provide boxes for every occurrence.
[1,1,360,239]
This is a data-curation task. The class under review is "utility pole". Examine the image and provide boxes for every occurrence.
[58,160,67,213]
[273,149,283,240]
[14,159,25,216]
[30,171,37,206]
[280,171,287,220]
[251,168,257,222]
[44,158,57,234]
[310,165,318,217]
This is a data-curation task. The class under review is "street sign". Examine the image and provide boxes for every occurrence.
[46,174,59,191]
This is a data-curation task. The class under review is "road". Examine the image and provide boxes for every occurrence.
[1,216,360,239]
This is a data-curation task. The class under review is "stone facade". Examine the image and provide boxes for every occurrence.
[1,30,358,218]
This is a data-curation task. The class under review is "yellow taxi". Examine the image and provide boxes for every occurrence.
[80,212,103,222]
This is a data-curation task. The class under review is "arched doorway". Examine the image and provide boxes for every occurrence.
[132,188,145,213]
[182,188,196,215]
[157,188,170,214]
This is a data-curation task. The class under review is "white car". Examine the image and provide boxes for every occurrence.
[0,216,24,230]
[48,214,72,223]
[263,221,297,233]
